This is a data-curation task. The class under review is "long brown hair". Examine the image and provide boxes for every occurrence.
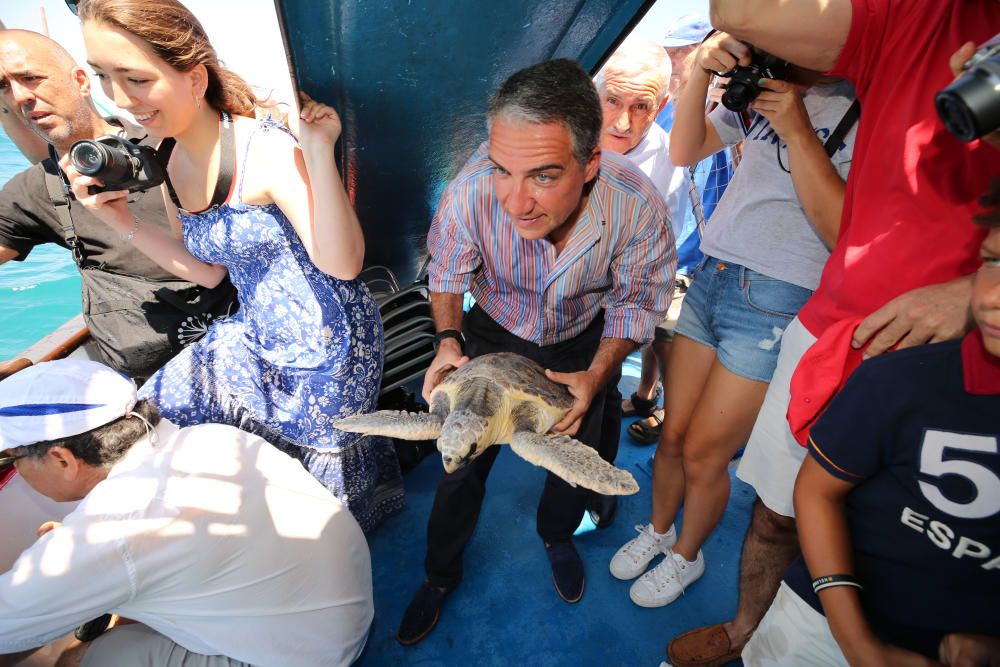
[77,0,257,117]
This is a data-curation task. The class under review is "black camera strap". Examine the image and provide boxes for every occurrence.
[824,99,861,157]
[44,143,88,269]
[158,111,235,213]
[777,99,861,173]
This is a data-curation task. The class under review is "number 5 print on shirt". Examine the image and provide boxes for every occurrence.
[919,430,1000,520]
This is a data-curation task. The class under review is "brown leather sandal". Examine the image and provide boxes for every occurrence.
[667,624,743,667]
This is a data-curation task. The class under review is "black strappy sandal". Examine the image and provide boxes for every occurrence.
[621,386,661,418]
[627,409,664,445]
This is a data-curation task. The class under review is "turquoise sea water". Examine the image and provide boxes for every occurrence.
[0,131,82,360]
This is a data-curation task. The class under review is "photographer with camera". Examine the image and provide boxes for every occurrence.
[662,2,1000,666]
[60,0,404,534]
[608,27,857,614]
[0,29,236,381]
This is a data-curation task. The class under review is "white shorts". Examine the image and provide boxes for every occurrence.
[742,582,847,666]
[735,317,817,517]
[81,625,251,667]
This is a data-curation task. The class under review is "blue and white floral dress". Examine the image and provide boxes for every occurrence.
[139,118,403,532]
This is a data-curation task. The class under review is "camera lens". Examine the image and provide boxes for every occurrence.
[935,57,1000,142]
[722,83,755,112]
[935,92,978,142]
[69,141,109,175]
[69,138,139,186]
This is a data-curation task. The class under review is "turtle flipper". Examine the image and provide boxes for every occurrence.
[509,432,639,496]
[334,411,444,440]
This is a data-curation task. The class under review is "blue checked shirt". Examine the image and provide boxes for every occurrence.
[428,143,676,346]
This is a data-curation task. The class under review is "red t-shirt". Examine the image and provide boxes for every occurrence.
[797,0,1000,336]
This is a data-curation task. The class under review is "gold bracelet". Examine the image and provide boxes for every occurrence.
[121,216,141,243]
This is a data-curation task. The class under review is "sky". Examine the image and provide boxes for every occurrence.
[1,0,708,124]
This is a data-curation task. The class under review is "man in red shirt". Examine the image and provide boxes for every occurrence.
[666,2,1000,666]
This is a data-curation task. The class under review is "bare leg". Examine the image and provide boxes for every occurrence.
[649,336,715,534]
[671,359,768,562]
[637,345,659,400]
[652,337,670,380]
[630,338,674,431]
[54,641,88,667]
[622,346,661,418]
[723,499,800,647]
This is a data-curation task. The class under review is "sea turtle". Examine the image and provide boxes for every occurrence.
[335,352,639,495]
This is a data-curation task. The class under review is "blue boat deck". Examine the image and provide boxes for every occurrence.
[359,354,751,667]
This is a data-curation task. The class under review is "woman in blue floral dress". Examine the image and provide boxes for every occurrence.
[65,0,402,531]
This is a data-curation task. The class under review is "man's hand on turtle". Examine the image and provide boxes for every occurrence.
[544,368,600,436]
[421,341,469,403]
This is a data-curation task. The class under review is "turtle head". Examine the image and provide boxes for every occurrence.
[438,410,490,473]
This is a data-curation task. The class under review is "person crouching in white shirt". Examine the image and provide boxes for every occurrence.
[0,359,373,667]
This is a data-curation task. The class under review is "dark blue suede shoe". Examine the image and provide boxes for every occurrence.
[396,580,452,646]
[545,540,585,603]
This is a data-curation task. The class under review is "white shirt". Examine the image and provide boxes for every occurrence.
[0,421,373,667]
[623,122,687,240]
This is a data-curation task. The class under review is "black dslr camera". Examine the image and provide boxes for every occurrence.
[935,33,1000,142]
[68,135,166,194]
[720,48,789,112]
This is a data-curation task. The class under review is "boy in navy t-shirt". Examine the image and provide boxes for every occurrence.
[743,196,1000,665]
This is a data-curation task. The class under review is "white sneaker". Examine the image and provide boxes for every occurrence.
[629,548,705,608]
[609,523,677,580]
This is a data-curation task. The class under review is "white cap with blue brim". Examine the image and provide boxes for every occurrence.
[0,359,137,451]
[662,13,713,48]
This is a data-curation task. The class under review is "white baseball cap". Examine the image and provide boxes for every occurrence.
[662,14,713,48]
[0,359,137,450]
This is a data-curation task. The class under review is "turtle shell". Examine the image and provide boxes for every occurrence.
[435,352,574,410]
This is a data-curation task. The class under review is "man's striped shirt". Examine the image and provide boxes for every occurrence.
[428,144,676,346]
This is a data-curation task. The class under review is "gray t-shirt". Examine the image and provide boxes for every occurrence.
[700,80,856,290]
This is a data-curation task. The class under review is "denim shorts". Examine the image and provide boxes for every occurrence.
[673,256,813,383]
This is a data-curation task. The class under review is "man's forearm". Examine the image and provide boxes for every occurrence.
[0,648,38,667]
[0,245,19,266]
[710,0,851,72]
[588,338,639,388]
[429,291,465,332]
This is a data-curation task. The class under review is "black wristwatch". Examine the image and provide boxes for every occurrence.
[75,614,112,642]
[434,329,465,352]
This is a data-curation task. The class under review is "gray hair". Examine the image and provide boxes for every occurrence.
[487,59,602,167]
[18,400,161,468]
[595,37,672,105]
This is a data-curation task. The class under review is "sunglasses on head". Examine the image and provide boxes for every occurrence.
[0,451,28,468]
[64,0,80,16]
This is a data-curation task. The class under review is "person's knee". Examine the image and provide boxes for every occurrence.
[655,425,684,459]
[750,498,797,543]
[681,443,730,484]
